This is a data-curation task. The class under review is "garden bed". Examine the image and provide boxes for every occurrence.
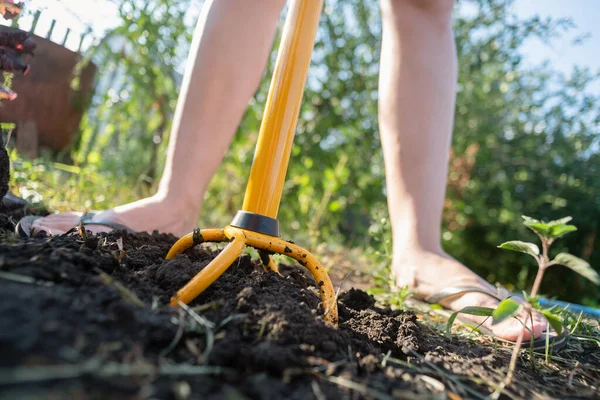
[0,209,598,399]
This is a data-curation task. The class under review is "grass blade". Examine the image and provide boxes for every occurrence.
[446,306,494,336]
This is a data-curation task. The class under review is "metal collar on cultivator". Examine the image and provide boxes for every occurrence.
[165,0,338,325]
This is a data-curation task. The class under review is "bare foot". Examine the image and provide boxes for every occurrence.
[29,195,199,237]
[393,250,547,342]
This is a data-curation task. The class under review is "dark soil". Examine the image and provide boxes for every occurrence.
[0,214,598,399]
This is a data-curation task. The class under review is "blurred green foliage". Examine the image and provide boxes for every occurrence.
[11,0,600,305]
[74,0,194,183]
[9,148,146,215]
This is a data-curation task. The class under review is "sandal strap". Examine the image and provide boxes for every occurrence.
[425,285,505,304]
[65,212,134,234]
[81,219,134,233]
[425,285,569,352]
[81,212,134,233]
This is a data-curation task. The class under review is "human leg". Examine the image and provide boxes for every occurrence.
[28,0,286,237]
[378,0,545,341]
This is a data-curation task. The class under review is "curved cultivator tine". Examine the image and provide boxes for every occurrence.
[168,228,245,306]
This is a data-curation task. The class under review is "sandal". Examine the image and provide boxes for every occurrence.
[424,285,569,352]
[15,212,134,238]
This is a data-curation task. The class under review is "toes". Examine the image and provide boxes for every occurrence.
[522,310,547,337]
[521,315,545,339]
[31,213,83,231]
[494,318,533,342]
[27,211,122,236]
[491,310,547,341]
[33,223,67,236]
[492,319,524,342]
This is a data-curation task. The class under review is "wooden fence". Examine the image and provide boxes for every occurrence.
[0,9,98,157]
[8,9,93,52]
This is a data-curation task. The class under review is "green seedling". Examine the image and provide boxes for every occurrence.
[446,215,598,394]
[447,215,598,336]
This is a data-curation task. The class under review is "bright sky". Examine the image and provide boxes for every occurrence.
[511,0,600,93]
[5,0,600,94]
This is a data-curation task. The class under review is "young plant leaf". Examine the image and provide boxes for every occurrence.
[525,223,552,237]
[554,253,600,285]
[491,298,521,325]
[446,306,494,336]
[521,215,541,224]
[498,241,540,257]
[547,217,573,226]
[522,215,551,237]
[522,216,576,239]
[540,309,563,335]
[549,224,577,239]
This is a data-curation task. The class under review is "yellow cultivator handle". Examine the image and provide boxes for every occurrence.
[166,0,338,325]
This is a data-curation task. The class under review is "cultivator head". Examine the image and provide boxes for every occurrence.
[166,0,338,325]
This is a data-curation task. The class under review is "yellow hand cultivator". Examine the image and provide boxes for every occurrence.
[166,0,338,325]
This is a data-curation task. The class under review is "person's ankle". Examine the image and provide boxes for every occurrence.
[392,240,445,262]
[153,189,201,214]
[390,242,451,292]
[112,192,200,236]
[159,196,200,234]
